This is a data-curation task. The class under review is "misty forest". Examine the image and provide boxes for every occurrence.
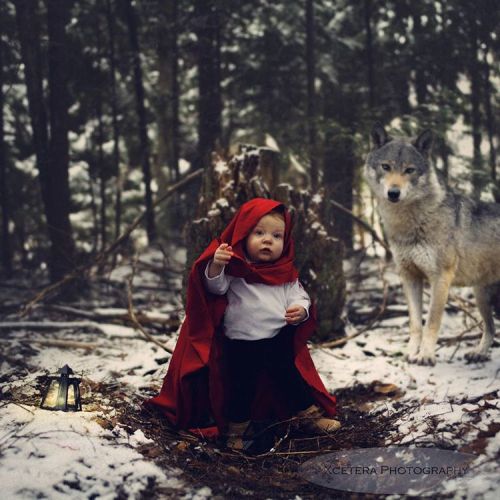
[0,0,499,498]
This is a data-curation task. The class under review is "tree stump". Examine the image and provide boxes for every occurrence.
[184,147,346,341]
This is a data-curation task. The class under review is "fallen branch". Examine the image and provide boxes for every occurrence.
[0,321,101,330]
[438,325,485,344]
[43,304,179,326]
[21,168,203,317]
[30,339,97,350]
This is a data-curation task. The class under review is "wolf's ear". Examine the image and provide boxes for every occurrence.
[371,122,390,149]
[413,129,433,157]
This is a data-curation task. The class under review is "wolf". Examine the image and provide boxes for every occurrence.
[364,122,500,365]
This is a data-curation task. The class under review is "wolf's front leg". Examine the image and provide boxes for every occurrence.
[401,273,423,362]
[417,272,454,365]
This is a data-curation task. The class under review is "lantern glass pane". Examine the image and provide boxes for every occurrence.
[43,380,60,408]
[67,384,75,406]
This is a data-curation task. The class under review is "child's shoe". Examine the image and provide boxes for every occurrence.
[295,404,341,433]
[225,420,250,450]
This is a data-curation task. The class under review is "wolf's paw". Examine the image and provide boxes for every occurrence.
[464,350,490,363]
[405,342,421,363]
[413,353,436,366]
[405,353,419,363]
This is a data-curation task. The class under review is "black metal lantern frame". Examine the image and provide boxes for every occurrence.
[40,364,82,412]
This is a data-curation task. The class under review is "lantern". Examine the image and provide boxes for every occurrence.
[40,364,82,411]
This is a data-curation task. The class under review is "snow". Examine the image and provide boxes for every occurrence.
[1,250,498,498]
[0,404,184,500]
[264,133,280,152]
[289,153,307,175]
[310,257,500,497]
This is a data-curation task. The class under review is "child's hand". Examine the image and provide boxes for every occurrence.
[208,243,233,278]
[285,304,307,324]
[213,243,233,266]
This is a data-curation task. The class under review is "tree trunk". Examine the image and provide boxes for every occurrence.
[306,0,318,191]
[194,0,222,197]
[0,14,12,276]
[87,165,99,254]
[412,11,428,106]
[170,0,180,183]
[124,0,156,243]
[46,0,76,278]
[323,129,355,250]
[468,12,483,199]
[105,0,123,240]
[440,149,449,181]
[482,46,498,200]
[157,0,180,183]
[15,0,76,282]
[363,0,375,110]
[94,17,107,251]
[97,101,107,251]
[186,149,346,340]
[463,3,484,197]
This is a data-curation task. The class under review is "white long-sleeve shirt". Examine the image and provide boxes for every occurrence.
[204,262,310,341]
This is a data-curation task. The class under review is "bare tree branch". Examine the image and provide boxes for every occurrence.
[20,168,203,317]
[126,253,173,354]
[330,199,390,253]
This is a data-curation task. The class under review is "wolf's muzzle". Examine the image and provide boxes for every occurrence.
[388,188,400,202]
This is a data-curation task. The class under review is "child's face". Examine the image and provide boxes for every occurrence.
[245,213,285,263]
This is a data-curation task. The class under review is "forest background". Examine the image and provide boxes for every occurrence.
[0,0,498,289]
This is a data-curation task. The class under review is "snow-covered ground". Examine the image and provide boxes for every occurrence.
[0,248,498,498]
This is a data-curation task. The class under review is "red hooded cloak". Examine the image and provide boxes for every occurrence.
[145,198,336,435]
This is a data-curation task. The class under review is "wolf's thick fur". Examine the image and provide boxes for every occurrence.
[364,123,500,365]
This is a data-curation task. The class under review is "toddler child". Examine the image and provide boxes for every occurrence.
[146,198,340,450]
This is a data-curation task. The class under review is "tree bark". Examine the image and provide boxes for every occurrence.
[46,0,76,279]
[363,0,375,110]
[0,13,12,276]
[170,0,180,183]
[412,11,428,106]
[15,0,76,282]
[94,17,107,252]
[87,165,99,253]
[124,0,156,242]
[482,46,497,199]
[468,11,483,199]
[323,130,355,250]
[440,148,450,182]
[194,0,222,196]
[104,0,123,240]
[157,0,180,183]
[306,0,318,191]
[97,100,107,251]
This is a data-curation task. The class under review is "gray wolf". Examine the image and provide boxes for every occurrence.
[364,123,500,365]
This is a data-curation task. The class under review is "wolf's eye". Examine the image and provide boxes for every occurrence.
[381,163,391,171]
[404,167,416,174]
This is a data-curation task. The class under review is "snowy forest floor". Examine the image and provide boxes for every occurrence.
[0,246,499,499]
